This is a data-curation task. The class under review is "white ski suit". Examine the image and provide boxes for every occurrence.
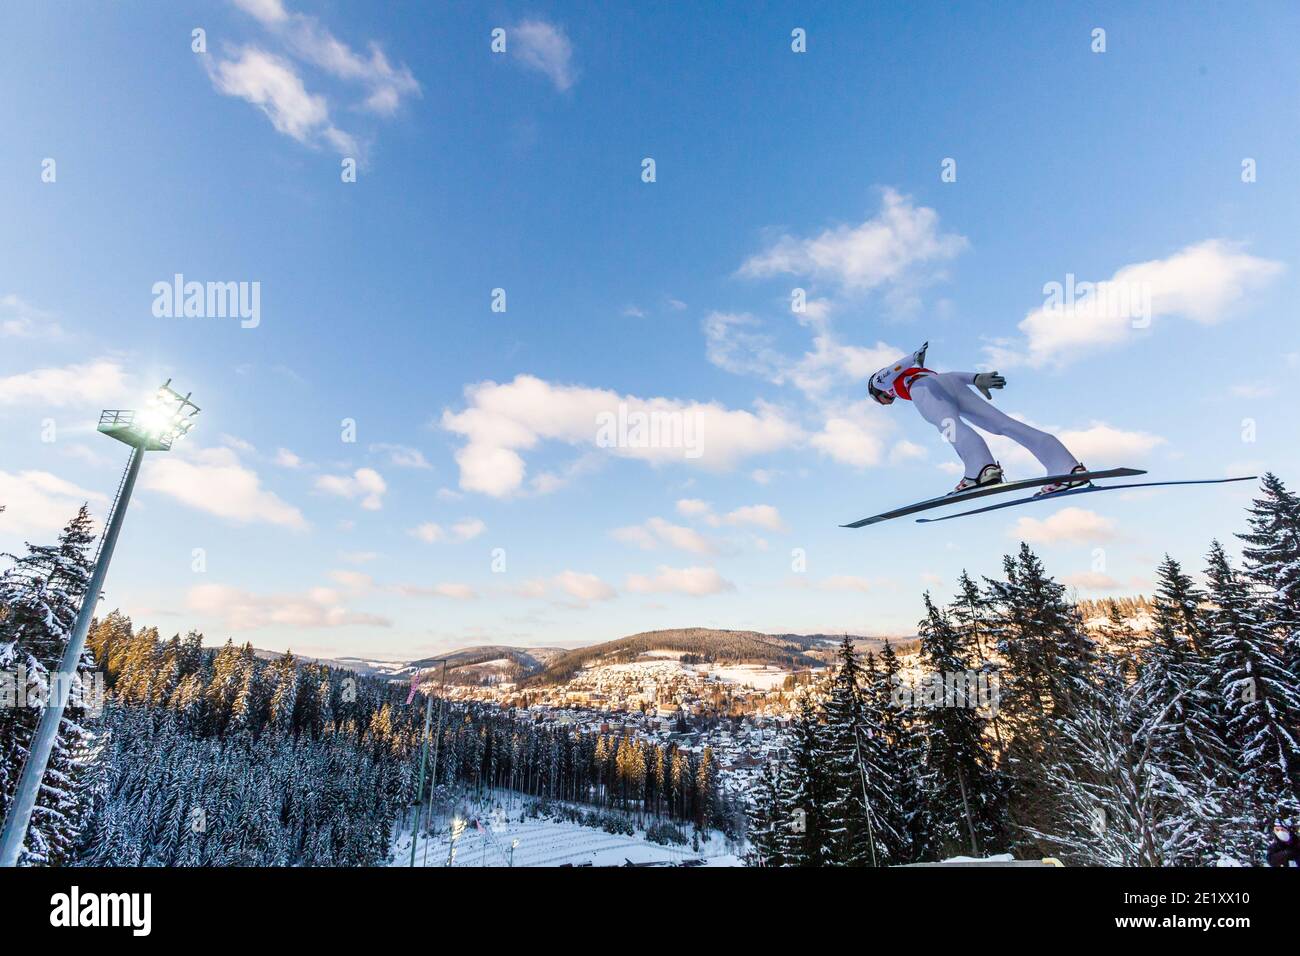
[908,372,1079,478]
[869,348,1080,479]
[904,371,1076,478]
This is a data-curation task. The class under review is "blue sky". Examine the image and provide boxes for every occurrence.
[2,1,1297,659]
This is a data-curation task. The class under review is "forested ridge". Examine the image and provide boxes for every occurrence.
[0,521,732,864]
[527,627,829,685]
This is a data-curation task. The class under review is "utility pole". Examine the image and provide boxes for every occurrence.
[852,723,879,869]
[0,383,199,867]
[421,660,448,868]
[408,683,435,868]
[409,659,450,867]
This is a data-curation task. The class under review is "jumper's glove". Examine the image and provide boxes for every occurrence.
[974,372,1006,400]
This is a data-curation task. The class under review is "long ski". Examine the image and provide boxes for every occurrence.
[841,467,1146,528]
[915,475,1258,524]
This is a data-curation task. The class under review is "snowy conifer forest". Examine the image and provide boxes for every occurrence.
[1,475,1297,867]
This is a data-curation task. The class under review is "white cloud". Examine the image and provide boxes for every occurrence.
[511,19,576,91]
[510,579,549,599]
[232,0,420,117]
[708,504,786,533]
[1,294,63,339]
[626,565,735,597]
[0,359,132,407]
[187,582,390,630]
[393,581,478,600]
[142,446,307,529]
[613,517,716,555]
[451,518,485,541]
[274,447,303,468]
[316,467,386,510]
[671,498,786,533]
[232,0,288,24]
[553,570,616,604]
[410,517,485,543]
[1009,506,1117,545]
[985,420,1165,473]
[221,434,256,454]
[811,403,893,469]
[738,188,968,293]
[441,374,801,497]
[206,46,358,155]
[890,440,927,464]
[703,311,902,399]
[370,443,431,469]
[994,240,1283,367]
[410,522,442,543]
[328,569,373,593]
[0,470,107,535]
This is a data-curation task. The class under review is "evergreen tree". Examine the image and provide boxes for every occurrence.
[818,636,874,865]
[1238,473,1300,689]
[1133,556,1227,785]
[984,543,1099,845]
[777,696,832,866]
[744,758,785,867]
[917,594,1004,858]
[0,505,99,865]
[1204,541,1300,818]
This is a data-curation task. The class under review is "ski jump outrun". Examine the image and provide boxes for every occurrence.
[844,342,1255,528]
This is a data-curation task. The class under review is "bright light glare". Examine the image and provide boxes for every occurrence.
[135,406,172,437]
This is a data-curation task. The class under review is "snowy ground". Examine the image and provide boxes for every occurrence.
[390,797,743,868]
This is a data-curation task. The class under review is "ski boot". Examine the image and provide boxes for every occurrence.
[949,462,1004,496]
[1035,463,1092,497]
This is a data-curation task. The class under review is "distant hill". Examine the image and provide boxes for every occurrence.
[524,628,856,686]
[407,645,567,685]
[253,632,923,687]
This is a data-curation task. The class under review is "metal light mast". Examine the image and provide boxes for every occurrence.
[0,381,200,867]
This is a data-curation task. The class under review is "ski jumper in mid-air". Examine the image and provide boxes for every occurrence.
[868,342,1089,496]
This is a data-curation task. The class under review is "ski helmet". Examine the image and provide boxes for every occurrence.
[869,342,930,404]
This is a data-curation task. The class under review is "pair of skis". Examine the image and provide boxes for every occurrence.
[842,468,1257,528]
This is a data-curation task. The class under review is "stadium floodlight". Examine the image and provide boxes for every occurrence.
[0,380,200,867]
[96,378,200,451]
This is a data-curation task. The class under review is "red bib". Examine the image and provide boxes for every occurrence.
[892,367,933,401]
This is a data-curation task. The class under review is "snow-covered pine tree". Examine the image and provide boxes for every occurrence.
[949,570,1007,755]
[818,636,875,865]
[1204,540,1300,820]
[871,640,928,863]
[917,593,1004,858]
[744,758,785,866]
[1238,473,1300,702]
[0,505,99,865]
[777,695,832,866]
[984,544,1099,844]
[1026,660,1249,866]
[1133,556,1228,789]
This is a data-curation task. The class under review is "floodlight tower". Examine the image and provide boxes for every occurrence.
[0,381,200,867]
